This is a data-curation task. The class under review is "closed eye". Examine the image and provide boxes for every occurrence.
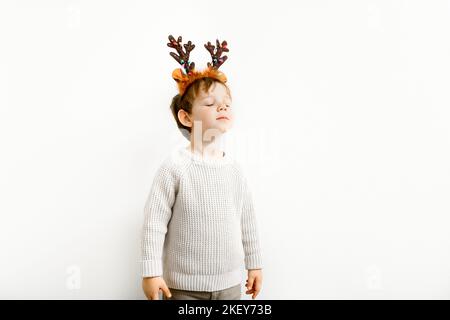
[206,104,231,107]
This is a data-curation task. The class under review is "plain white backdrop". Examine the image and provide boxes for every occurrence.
[0,0,449,299]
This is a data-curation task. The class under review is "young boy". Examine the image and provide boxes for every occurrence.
[141,35,263,300]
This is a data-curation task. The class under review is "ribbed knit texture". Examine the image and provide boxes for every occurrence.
[141,146,263,291]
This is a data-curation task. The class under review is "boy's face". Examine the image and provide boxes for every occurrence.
[190,82,234,137]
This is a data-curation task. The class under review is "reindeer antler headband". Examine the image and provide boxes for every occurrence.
[167,34,229,97]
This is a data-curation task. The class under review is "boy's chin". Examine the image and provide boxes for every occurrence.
[219,126,232,134]
[219,123,233,132]
[202,124,232,136]
[212,126,231,134]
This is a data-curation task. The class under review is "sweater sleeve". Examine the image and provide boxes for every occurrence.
[240,171,263,270]
[141,160,177,278]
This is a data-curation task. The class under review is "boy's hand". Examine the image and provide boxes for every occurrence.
[245,269,262,299]
[142,276,172,300]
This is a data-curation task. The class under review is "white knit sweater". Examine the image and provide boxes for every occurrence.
[141,146,263,291]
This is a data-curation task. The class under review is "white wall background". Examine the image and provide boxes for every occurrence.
[1,0,449,299]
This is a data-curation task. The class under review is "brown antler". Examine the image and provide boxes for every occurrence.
[204,39,229,69]
[167,35,195,75]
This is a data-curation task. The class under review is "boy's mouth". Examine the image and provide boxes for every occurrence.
[216,116,229,120]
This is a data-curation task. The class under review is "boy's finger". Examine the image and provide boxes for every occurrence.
[162,285,172,298]
[254,279,262,293]
[246,277,254,290]
[151,293,159,300]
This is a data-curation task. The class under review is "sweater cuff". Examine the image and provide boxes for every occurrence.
[244,253,263,270]
[142,259,163,278]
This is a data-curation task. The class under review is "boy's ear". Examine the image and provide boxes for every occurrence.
[178,109,192,128]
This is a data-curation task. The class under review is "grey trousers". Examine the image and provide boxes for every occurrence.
[163,283,241,300]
